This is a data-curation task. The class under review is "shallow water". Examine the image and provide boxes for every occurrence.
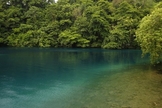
[0,48,162,108]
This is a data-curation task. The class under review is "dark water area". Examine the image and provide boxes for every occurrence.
[0,48,162,108]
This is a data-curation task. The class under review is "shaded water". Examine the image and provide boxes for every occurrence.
[0,48,162,108]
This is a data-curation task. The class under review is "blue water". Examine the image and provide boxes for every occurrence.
[0,48,150,108]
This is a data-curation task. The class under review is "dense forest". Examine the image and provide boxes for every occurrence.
[0,0,162,63]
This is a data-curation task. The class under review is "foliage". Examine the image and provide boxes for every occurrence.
[58,27,90,47]
[136,2,162,63]
[0,0,159,52]
[102,1,141,49]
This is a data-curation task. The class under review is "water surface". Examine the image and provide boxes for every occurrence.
[0,48,162,108]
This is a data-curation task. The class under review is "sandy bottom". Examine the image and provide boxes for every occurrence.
[46,64,162,108]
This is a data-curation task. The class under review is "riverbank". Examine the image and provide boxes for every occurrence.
[49,64,162,108]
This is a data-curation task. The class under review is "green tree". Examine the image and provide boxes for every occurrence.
[0,0,158,48]
[103,1,141,49]
[58,27,90,47]
[0,4,22,46]
[0,3,5,45]
[25,6,45,28]
[82,0,112,47]
[136,2,162,63]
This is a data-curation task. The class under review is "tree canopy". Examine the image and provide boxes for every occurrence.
[0,0,160,51]
[136,2,162,64]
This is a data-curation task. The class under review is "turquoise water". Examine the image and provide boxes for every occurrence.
[0,48,161,108]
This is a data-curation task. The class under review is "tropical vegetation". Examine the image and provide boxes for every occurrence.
[0,0,162,63]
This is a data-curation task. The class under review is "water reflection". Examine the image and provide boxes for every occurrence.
[0,48,151,108]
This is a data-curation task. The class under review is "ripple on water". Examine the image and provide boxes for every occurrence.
[0,98,14,107]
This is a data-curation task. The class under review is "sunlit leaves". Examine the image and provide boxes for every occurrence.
[136,3,162,63]
[83,2,111,47]
[58,27,90,47]
[25,6,45,27]
[105,1,141,49]
[0,0,158,49]
[8,29,55,47]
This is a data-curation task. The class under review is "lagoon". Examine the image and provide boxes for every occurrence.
[0,48,162,108]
